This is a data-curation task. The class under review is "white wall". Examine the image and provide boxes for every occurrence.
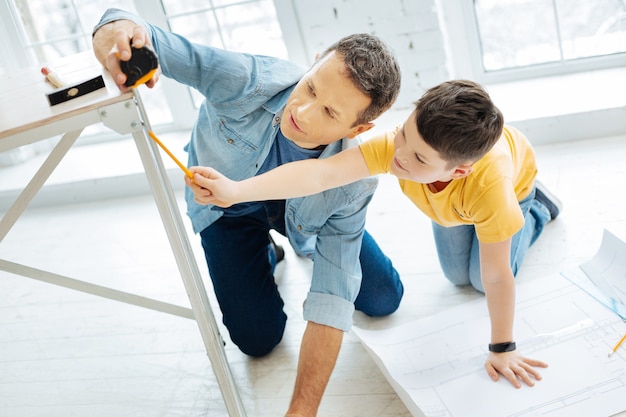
[279,0,450,112]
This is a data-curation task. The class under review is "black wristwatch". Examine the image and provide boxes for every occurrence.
[488,341,516,353]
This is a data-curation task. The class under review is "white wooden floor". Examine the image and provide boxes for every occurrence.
[1,133,625,416]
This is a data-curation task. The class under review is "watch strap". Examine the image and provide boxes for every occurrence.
[488,341,516,353]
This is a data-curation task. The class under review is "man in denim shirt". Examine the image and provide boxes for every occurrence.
[93,8,403,415]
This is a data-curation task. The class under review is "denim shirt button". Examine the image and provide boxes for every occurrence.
[297,225,302,231]
[227,139,234,144]
[273,116,280,125]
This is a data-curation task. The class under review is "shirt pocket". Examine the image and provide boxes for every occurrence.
[285,197,325,236]
[217,119,259,154]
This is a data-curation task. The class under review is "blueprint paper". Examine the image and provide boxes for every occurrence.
[562,266,626,321]
[352,274,626,417]
[580,229,626,316]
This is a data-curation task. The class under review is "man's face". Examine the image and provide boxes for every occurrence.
[280,51,373,149]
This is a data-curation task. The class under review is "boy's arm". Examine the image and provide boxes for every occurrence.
[188,146,371,207]
[479,239,548,388]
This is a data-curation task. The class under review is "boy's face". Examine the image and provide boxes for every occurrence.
[281,51,374,149]
[391,110,469,184]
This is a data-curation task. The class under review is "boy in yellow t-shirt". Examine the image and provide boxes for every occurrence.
[186,79,561,389]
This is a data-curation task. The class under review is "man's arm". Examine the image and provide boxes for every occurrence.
[286,322,343,417]
[479,239,548,388]
[187,146,370,207]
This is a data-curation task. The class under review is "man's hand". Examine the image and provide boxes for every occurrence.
[185,166,241,207]
[93,19,160,92]
[485,351,548,388]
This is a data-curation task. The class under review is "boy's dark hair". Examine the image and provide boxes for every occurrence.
[414,80,504,168]
[320,33,401,126]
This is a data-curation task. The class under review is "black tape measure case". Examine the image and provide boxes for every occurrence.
[120,44,159,88]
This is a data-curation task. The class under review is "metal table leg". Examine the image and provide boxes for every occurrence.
[101,91,247,416]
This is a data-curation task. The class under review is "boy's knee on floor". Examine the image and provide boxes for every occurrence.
[443,270,485,293]
[443,271,471,287]
[444,271,485,293]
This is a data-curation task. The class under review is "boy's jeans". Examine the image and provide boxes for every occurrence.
[199,202,403,357]
[431,187,551,292]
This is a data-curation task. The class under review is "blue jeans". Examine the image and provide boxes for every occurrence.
[199,202,403,357]
[431,187,551,292]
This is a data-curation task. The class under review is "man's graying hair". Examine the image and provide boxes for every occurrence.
[320,33,401,126]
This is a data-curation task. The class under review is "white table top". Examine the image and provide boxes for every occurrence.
[0,51,132,140]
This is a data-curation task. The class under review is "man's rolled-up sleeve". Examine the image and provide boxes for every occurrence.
[301,184,376,332]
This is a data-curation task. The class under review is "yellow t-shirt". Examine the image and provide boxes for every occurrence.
[360,125,537,243]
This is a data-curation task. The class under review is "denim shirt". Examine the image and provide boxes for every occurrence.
[95,9,379,332]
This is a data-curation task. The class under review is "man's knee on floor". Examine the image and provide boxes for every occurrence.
[229,324,285,357]
[356,282,404,317]
[225,311,287,357]
[234,336,281,357]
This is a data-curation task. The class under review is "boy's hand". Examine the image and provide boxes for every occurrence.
[185,166,240,207]
[485,351,548,388]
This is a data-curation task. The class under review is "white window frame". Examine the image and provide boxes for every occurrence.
[440,0,626,84]
[0,0,32,73]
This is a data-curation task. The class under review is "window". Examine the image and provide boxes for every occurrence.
[12,0,135,65]
[162,0,287,56]
[443,0,626,83]
[159,0,288,108]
